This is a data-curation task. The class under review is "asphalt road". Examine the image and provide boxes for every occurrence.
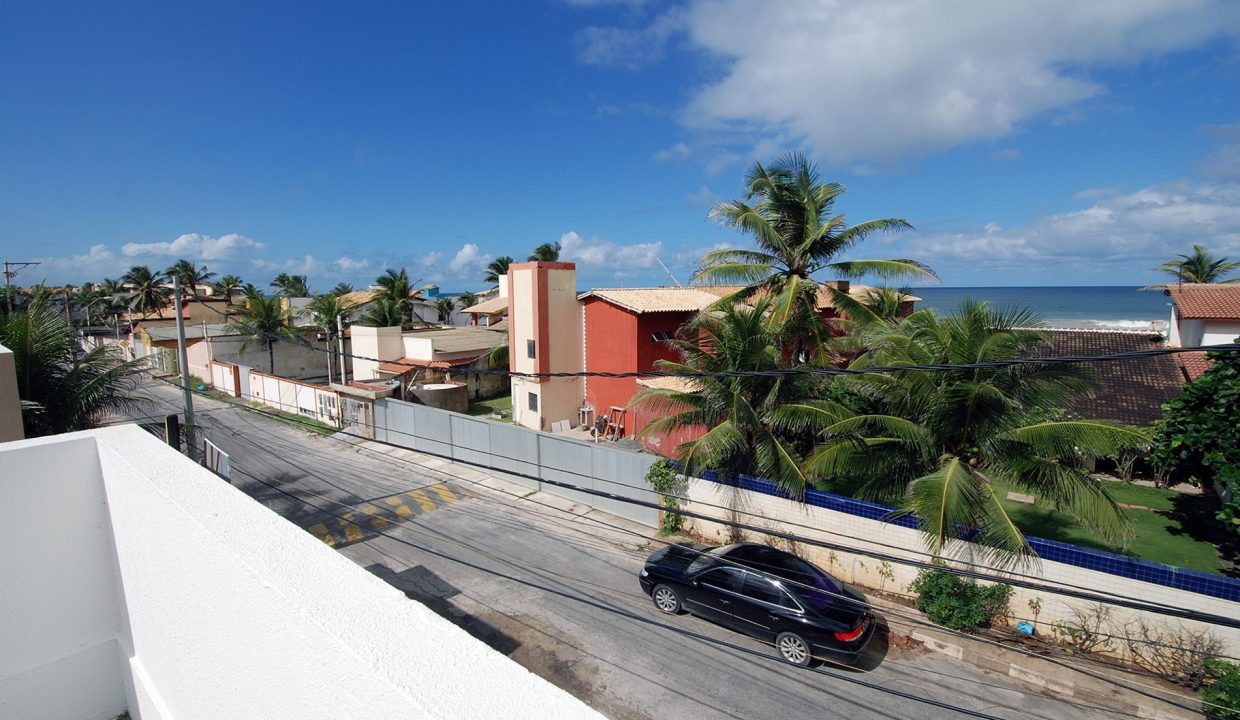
[119,378,1133,720]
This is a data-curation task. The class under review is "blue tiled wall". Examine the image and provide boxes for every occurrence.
[696,472,1240,604]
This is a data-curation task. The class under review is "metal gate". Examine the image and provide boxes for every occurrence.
[341,396,374,439]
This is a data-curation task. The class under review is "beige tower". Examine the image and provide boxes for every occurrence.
[508,261,582,432]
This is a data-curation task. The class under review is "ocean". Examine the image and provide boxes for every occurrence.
[907,286,1170,331]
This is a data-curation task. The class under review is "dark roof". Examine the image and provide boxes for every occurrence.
[1028,330,1183,426]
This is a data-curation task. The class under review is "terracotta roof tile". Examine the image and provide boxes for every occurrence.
[378,356,478,374]
[1176,351,1213,381]
[578,287,722,313]
[461,296,508,314]
[1028,330,1183,426]
[1165,284,1240,320]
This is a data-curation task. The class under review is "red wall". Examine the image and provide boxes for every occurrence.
[583,298,638,432]
[583,299,707,455]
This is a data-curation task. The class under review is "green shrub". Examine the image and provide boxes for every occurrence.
[1203,659,1240,720]
[645,459,686,535]
[909,568,1012,632]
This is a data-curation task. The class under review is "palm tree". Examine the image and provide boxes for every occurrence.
[166,259,217,300]
[213,274,245,302]
[696,153,935,350]
[483,256,513,285]
[631,298,828,501]
[528,242,561,262]
[799,301,1150,564]
[302,293,358,382]
[331,282,354,296]
[270,273,311,297]
[457,291,479,310]
[374,268,413,322]
[121,265,170,318]
[435,296,455,324]
[0,295,145,437]
[227,288,296,373]
[1157,244,1240,284]
[360,297,405,328]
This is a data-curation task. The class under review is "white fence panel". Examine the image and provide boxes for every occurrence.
[488,423,541,491]
[410,405,453,457]
[591,447,658,527]
[538,435,595,507]
[450,415,491,467]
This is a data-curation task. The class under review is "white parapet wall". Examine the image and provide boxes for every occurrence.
[683,478,1240,657]
[0,426,605,720]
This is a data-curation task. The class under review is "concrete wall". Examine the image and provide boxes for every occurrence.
[0,344,23,442]
[682,479,1240,656]
[0,434,127,720]
[351,325,404,380]
[186,331,336,381]
[1202,320,1240,345]
[0,426,606,720]
[247,369,340,426]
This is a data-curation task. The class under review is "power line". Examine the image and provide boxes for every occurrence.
[214,443,1211,719]
[147,373,1240,631]
[136,381,1215,716]
[164,375,1218,618]
[183,288,1239,380]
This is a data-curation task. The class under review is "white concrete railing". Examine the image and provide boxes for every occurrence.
[0,426,604,720]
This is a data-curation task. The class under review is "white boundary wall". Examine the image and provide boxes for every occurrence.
[683,479,1240,656]
[0,427,605,720]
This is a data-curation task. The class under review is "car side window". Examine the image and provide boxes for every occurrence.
[742,573,799,610]
[696,567,743,593]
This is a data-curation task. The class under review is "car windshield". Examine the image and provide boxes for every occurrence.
[686,544,738,576]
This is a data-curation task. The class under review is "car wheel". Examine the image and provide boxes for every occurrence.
[776,632,813,666]
[651,584,683,614]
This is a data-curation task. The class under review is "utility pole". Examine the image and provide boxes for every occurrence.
[3,260,41,315]
[173,276,197,461]
[336,313,347,382]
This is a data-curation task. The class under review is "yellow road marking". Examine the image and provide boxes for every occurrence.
[385,496,415,519]
[427,483,457,503]
[406,490,436,512]
[308,523,336,547]
[359,504,390,528]
[339,514,364,544]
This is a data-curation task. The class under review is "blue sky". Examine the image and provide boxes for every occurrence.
[3,0,1240,291]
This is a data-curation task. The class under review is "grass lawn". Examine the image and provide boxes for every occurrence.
[467,395,512,422]
[996,480,1236,576]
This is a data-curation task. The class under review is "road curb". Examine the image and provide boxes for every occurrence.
[887,613,1201,720]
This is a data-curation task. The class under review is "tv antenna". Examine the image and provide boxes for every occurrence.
[4,260,42,315]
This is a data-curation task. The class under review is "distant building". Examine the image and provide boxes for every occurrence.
[1164,284,1240,379]
[351,325,507,401]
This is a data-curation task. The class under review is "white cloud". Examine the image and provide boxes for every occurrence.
[448,243,493,275]
[653,142,691,162]
[121,233,264,261]
[33,244,124,282]
[903,181,1240,278]
[332,256,369,272]
[595,1,1240,164]
[576,8,686,70]
[559,231,662,273]
[417,251,443,267]
[251,255,325,278]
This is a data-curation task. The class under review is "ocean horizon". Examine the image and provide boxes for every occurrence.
[905,285,1170,331]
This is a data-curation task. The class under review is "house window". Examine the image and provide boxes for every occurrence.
[528,392,539,412]
[651,330,675,342]
[527,339,536,359]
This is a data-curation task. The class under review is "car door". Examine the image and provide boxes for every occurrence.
[729,571,802,642]
[682,566,744,625]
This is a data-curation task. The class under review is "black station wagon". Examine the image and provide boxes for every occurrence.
[639,543,875,665]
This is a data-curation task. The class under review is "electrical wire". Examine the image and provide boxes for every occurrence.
[131,379,1223,717]
[149,374,1240,632]
[179,289,1239,379]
